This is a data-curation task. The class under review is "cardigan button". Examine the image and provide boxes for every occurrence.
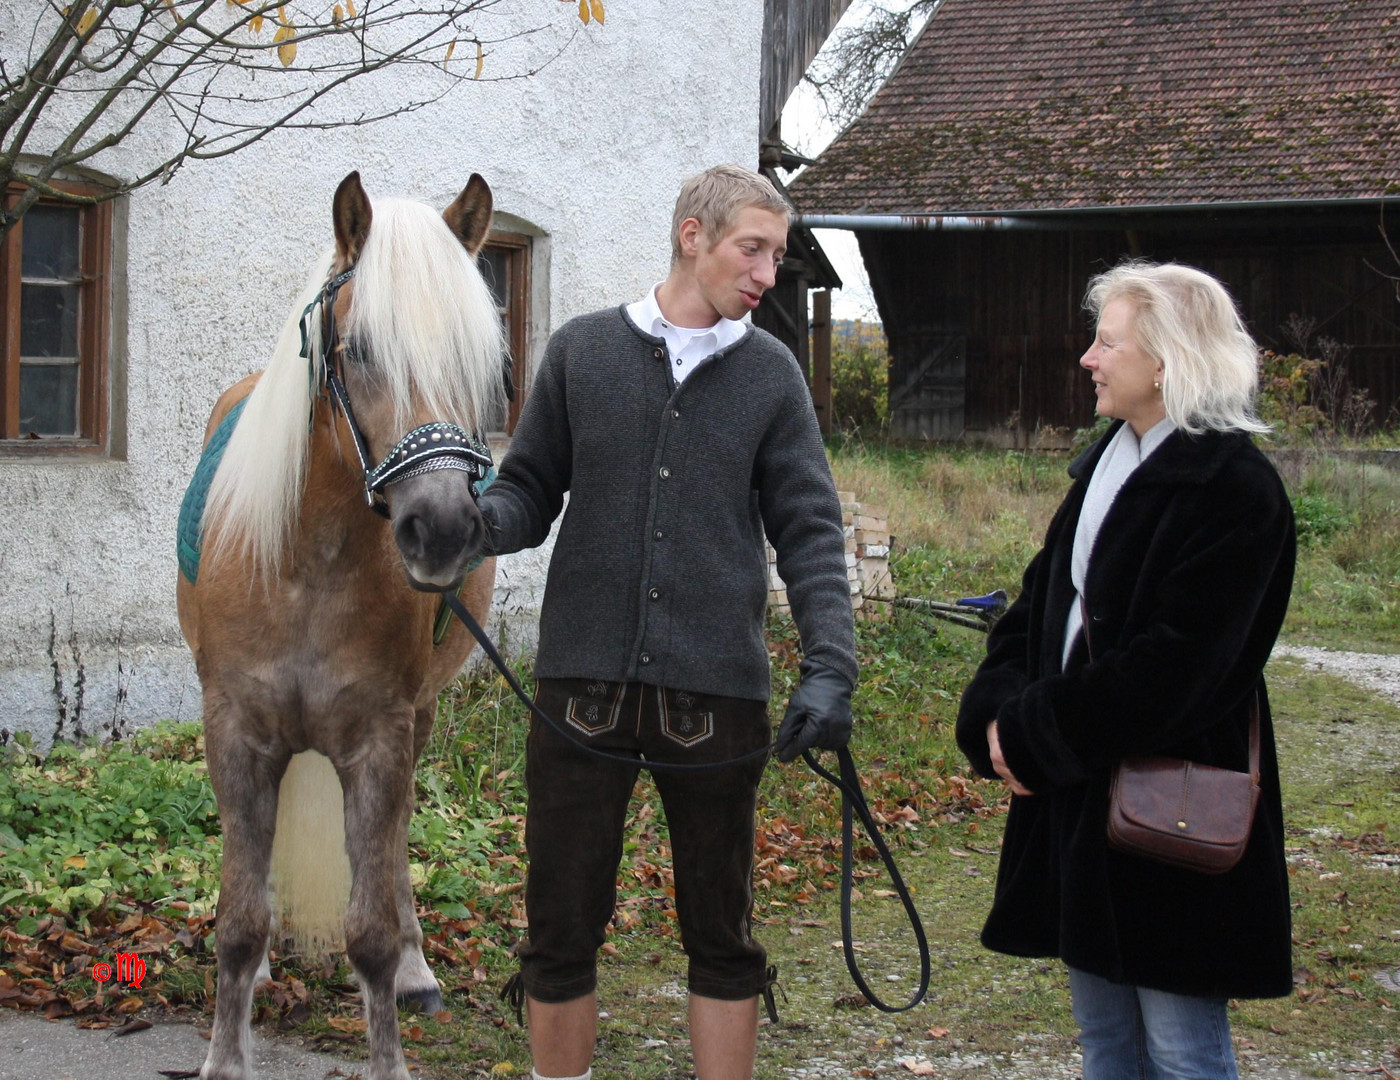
[652,348,665,360]
[659,466,670,479]
[649,588,660,600]
[640,653,652,664]
[654,529,664,540]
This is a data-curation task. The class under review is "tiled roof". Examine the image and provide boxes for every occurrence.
[790,0,1400,214]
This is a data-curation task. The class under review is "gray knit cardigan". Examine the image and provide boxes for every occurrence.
[478,306,858,702]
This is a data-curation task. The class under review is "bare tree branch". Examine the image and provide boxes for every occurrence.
[1,0,594,241]
[803,0,942,130]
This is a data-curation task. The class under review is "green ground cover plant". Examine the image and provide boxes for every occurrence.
[0,443,1396,1077]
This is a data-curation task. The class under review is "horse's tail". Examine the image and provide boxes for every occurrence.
[271,751,351,955]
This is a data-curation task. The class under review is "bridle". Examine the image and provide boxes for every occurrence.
[299,266,493,519]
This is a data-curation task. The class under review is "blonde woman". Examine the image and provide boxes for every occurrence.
[957,261,1296,1079]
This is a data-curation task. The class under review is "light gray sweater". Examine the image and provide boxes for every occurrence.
[479,306,858,702]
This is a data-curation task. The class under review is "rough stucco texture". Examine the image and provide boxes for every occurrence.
[0,1,764,748]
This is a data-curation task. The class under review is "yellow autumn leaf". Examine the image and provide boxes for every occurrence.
[64,855,87,870]
[345,0,355,16]
[332,3,342,23]
[249,12,263,32]
[273,23,296,66]
[577,0,588,24]
[76,6,98,34]
[590,0,604,23]
[474,40,484,79]
[442,39,455,70]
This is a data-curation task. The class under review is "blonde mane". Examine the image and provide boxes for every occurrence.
[203,197,506,578]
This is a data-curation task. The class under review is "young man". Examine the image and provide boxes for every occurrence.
[478,164,858,1080]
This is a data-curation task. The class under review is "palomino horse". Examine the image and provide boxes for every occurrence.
[177,172,504,1080]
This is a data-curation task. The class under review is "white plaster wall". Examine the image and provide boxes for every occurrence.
[0,1,764,748]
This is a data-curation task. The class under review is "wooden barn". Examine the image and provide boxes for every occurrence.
[789,0,1400,443]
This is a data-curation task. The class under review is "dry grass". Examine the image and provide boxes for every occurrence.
[829,441,1071,599]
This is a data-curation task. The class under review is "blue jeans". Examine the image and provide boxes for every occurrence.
[1069,967,1240,1080]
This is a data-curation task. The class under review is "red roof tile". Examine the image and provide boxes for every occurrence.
[790,0,1400,214]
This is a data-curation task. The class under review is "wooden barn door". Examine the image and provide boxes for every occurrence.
[889,332,966,440]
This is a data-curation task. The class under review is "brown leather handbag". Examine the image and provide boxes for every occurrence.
[1082,601,1261,874]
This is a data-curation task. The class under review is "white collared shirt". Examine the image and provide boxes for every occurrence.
[1062,416,1177,668]
[626,283,749,385]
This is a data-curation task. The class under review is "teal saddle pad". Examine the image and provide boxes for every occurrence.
[177,398,247,584]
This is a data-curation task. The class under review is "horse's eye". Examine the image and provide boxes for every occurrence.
[343,339,369,365]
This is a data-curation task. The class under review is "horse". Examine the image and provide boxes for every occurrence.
[176,171,505,1080]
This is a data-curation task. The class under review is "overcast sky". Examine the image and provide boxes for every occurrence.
[782,77,881,323]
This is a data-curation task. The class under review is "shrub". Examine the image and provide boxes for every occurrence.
[827,320,889,435]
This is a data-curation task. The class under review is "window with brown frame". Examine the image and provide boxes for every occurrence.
[477,231,531,435]
[1,184,112,453]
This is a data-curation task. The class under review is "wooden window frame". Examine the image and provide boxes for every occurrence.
[1,182,113,455]
[483,230,531,435]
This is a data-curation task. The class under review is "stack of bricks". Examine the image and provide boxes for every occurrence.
[851,496,895,615]
[766,492,893,618]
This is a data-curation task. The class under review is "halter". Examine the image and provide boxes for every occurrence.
[300,267,494,519]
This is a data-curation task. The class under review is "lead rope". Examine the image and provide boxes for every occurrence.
[439,592,931,1015]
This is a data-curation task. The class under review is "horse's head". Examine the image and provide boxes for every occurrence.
[325,171,505,591]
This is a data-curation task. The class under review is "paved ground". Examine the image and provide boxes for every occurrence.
[0,1009,357,1080]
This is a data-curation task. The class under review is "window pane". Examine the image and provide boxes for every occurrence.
[20,283,80,357]
[19,363,80,436]
[21,206,81,279]
[478,248,510,310]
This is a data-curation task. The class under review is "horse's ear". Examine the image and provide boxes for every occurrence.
[443,174,493,256]
[333,171,373,264]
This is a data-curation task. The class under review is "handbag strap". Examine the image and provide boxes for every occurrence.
[1079,598,1261,781]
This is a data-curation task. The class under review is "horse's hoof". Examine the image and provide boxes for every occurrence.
[397,986,444,1014]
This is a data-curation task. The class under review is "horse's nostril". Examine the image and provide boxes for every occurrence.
[395,513,431,560]
[464,512,484,553]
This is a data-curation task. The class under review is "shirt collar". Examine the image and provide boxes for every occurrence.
[628,283,749,351]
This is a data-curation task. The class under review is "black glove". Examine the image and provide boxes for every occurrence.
[775,659,853,763]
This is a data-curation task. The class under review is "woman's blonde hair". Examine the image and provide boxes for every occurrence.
[1085,260,1269,435]
[670,164,789,264]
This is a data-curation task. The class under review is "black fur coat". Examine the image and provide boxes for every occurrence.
[956,422,1297,999]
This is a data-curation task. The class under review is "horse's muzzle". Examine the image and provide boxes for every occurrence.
[390,472,486,590]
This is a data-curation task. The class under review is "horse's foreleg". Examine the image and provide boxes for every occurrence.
[340,724,416,1080]
[394,705,442,1014]
[201,711,289,1080]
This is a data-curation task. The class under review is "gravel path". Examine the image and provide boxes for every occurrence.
[1272,644,1400,707]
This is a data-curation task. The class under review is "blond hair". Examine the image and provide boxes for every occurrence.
[1085,260,1269,436]
[670,164,789,264]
